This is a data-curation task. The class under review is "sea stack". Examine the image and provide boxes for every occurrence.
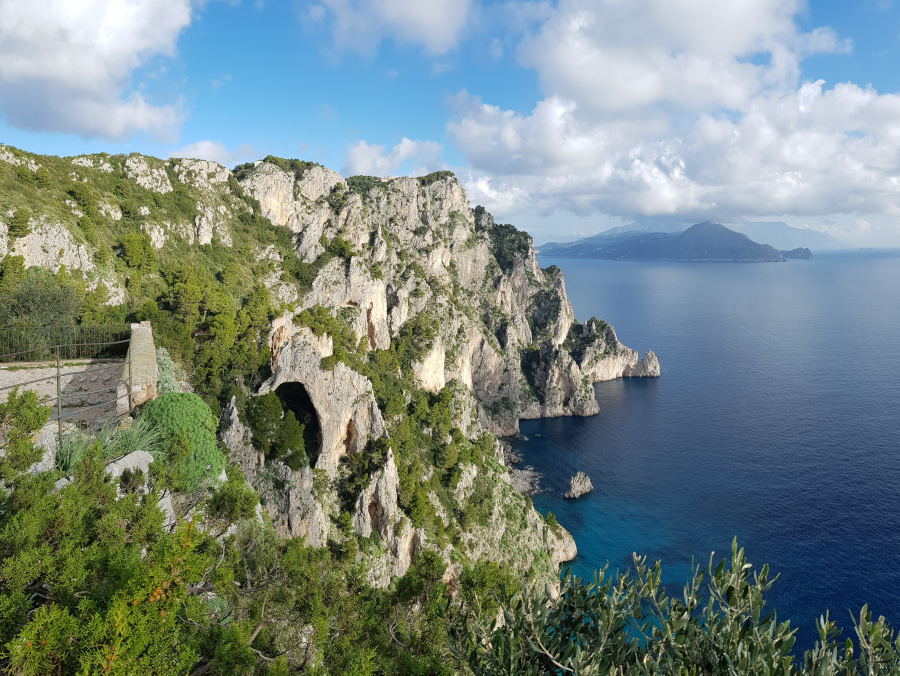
[564,471,594,499]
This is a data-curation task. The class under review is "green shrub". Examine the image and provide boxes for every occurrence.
[141,392,223,491]
[417,170,454,186]
[56,431,95,474]
[246,392,282,458]
[346,175,379,197]
[209,465,259,521]
[0,388,49,481]
[7,208,31,238]
[0,267,83,326]
[156,346,184,395]
[119,230,155,272]
[277,410,307,470]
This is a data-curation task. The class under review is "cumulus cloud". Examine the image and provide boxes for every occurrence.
[306,0,473,55]
[447,0,900,238]
[517,0,848,113]
[344,137,444,177]
[450,81,900,222]
[168,140,259,167]
[0,0,191,140]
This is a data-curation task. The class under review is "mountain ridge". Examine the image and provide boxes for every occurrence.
[538,221,803,261]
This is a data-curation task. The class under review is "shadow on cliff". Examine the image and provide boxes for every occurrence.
[275,382,323,465]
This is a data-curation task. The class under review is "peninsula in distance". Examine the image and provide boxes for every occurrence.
[537,221,822,262]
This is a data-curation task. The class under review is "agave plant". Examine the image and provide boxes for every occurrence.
[55,415,164,473]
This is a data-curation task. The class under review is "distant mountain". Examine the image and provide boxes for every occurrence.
[782,247,813,259]
[728,221,842,250]
[537,222,789,261]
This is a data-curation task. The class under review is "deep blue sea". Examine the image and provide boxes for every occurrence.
[517,250,900,649]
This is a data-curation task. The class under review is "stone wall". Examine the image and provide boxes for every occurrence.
[116,322,158,415]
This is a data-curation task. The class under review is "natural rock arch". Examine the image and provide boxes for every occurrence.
[275,382,323,465]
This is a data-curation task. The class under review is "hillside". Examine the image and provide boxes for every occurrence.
[0,142,660,670]
[0,143,895,674]
[539,221,788,261]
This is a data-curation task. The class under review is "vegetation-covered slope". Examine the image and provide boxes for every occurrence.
[0,144,897,673]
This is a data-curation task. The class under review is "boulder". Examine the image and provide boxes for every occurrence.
[564,471,594,499]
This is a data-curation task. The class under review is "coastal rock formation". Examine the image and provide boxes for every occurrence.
[0,144,660,593]
[262,322,387,474]
[219,399,331,546]
[564,471,594,499]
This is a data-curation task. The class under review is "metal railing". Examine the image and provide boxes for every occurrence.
[0,325,130,363]
[0,333,133,451]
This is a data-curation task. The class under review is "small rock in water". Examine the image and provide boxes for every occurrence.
[563,471,594,499]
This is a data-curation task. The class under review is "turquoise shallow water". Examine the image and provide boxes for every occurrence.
[515,250,900,649]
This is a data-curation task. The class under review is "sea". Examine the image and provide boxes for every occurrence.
[515,249,900,650]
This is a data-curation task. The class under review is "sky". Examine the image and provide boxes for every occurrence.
[1,0,900,245]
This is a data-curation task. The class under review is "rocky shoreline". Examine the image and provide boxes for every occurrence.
[502,440,543,496]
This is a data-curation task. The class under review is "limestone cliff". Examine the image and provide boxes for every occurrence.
[0,144,660,591]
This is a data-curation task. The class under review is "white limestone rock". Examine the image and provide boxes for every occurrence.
[563,471,594,499]
[262,323,387,474]
[13,218,94,273]
[218,398,330,544]
[99,203,122,221]
[124,155,173,194]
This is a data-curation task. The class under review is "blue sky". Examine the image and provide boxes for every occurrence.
[1,0,900,245]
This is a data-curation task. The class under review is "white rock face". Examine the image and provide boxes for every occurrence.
[577,321,661,381]
[0,145,40,171]
[0,220,8,259]
[13,218,94,273]
[625,350,661,377]
[413,338,446,393]
[194,204,232,246]
[263,323,387,474]
[105,450,154,479]
[71,156,94,168]
[138,206,151,216]
[563,471,594,499]
[142,222,167,249]
[219,398,331,545]
[99,203,122,221]
[173,158,231,190]
[305,259,390,351]
[352,449,425,587]
[124,155,173,194]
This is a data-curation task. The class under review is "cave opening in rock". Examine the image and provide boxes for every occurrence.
[275,382,323,465]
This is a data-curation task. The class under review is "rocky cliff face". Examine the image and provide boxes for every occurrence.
[238,164,658,439]
[0,144,659,591]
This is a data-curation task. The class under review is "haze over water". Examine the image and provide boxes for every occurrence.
[518,251,900,649]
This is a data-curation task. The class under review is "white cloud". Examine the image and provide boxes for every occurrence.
[517,0,848,114]
[450,80,900,223]
[0,0,191,140]
[168,140,258,167]
[344,138,443,177]
[446,0,900,242]
[307,0,474,55]
[212,74,232,89]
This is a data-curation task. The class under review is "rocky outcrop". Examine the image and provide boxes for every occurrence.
[351,449,424,587]
[572,319,661,382]
[624,350,660,377]
[564,471,594,499]
[13,218,94,273]
[124,155,172,194]
[263,321,387,474]
[219,399,331,545]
